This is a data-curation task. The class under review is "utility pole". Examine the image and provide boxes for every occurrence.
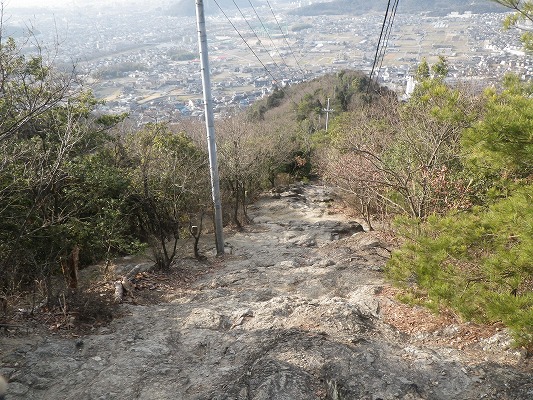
[323,97,334,132]
[195,0,225,255]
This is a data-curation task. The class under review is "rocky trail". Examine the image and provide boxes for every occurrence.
[1,184,532,399]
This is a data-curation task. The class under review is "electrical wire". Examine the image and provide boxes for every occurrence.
[368,0,391,83]
[212,0,298,106]
[265,0,307,79]
[212,0,281,85]
[376,0,400,82]
[368,0,398,93]
[246,0,301,79]
[246,0,317,108]
[232,0,289,79]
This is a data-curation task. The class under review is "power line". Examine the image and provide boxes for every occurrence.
[245,0,304,80]
[376,0,400,81]
[212,0,282,86]
[368,0,391,87]
[232,0,288,78]
[212,0,298,106]
[247,0,290,72]
[367,0,399,93]
[265,0,307,79]
[247,0,313,102]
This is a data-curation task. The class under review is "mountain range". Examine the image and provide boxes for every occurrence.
[167,0,508,18]
[290,0,508,17]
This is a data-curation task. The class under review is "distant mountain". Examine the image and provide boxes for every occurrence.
[165,0,508,18]
[290,0,508,17]
[166,0,263,17]
[3,26,38,38]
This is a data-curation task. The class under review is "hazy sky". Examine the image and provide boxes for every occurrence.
[7,0,141,8]
[9,0,71,6]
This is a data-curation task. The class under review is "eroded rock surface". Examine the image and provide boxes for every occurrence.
[1,184,532,399]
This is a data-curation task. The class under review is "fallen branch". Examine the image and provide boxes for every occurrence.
[0,323,24,334]
[124,265,144,280]
[0,323,22,329]
[0,296,6,316]
[121,276,136,293]
[113,276,137,303]
[113,280,124,303]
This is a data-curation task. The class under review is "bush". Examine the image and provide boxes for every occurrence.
[387,184,533,347]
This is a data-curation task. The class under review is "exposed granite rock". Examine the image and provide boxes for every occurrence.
[1,183,531,400]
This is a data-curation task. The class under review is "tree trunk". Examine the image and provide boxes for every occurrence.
[233,181,242,229]
[61,245,80,290]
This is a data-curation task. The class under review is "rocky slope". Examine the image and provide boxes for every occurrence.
[0,184,532,399]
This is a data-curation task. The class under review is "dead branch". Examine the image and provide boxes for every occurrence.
[113,280,124,303]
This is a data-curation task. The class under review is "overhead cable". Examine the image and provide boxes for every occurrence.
[376,0,400,81]
[212,0,281,85]
[265,0,307,79]
[232,0,288,78]
[368,0,399,93]
[212,0,297,105]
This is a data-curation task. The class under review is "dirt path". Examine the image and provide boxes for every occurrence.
[1,183,532,399]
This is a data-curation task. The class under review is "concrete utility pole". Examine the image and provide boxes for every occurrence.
[195,0,225,255]
[323,97,334,132]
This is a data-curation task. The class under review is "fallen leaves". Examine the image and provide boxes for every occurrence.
[377,285,505,350]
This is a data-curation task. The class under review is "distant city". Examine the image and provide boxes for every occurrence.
[7,1,526,122]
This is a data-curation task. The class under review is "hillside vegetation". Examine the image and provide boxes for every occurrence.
[0,24,531,349]
[337,72,531,349]
[248,60,532,349]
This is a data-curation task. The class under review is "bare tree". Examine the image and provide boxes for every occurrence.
[216,115,300,228]
[0,4,78,142]
[321,83,481,221]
